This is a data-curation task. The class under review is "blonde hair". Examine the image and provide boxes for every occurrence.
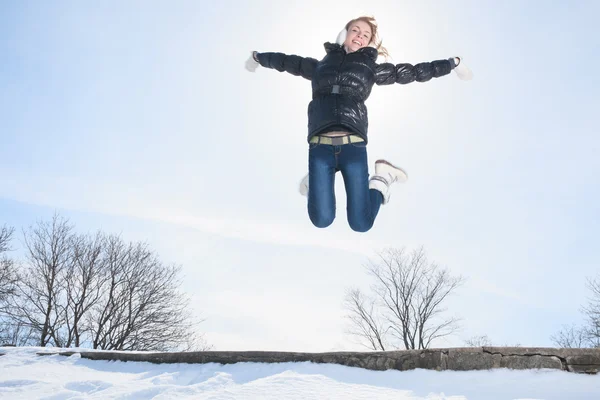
[345,16,390,59]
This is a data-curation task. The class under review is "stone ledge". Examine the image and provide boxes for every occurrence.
[35,347,600,374]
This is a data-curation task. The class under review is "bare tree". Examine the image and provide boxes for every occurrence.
[3,215,209,351]
[87,235,201,351]
[0,225,17,311]
[464,334,493,347]
[0,225,14,254]
[582,276,600,347]
[551,324,588,348]
[345,247,464,350]
[62,232,107,347]
[179,332,214,352]
[8,214,74,347]
[0,320,35,346]
[344,288,387,350]
[86,234,128,350]
[0,224,20,345]
[551,275,600,348]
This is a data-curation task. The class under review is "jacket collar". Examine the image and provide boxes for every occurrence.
[323,42,378,60]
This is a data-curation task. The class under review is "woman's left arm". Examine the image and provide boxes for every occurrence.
[375,57,460,85]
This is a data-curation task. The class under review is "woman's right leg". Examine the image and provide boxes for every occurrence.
[307,143,337,228]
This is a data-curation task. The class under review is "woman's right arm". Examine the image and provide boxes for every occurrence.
[252,51,318,81]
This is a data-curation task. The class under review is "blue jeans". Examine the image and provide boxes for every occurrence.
[307,141,383,232]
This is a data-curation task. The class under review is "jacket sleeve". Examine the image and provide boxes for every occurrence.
[375,58,455,85]
[255,52,318,81]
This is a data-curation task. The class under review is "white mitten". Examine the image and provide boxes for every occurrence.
[245,51,259,72]
[453,57,474,81]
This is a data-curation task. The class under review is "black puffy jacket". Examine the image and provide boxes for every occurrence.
[256,42,455,143]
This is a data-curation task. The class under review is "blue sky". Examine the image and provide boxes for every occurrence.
[1,0,599,351]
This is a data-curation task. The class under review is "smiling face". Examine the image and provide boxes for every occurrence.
[343,20,372,53]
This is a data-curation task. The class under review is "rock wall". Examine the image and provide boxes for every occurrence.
[33,347,600,374]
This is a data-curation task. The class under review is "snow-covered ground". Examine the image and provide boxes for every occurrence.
[1,347,599,399]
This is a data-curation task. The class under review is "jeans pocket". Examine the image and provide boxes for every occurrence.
[309,142,320,150]
[350,140,367,149]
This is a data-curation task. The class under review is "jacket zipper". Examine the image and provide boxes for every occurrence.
[335,50,346,125]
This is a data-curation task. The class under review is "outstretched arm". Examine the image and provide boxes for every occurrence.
[375,57,460,85]
[250,51,318,81]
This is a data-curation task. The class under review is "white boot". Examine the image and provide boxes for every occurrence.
[369,159,408,204]
[299,174,309,196]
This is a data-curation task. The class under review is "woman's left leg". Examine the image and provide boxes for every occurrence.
[339,142,384,232]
